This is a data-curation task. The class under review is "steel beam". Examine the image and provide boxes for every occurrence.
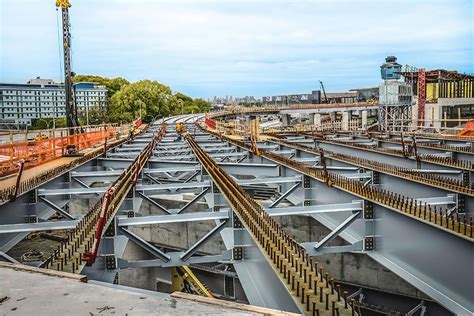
[37,187,107,196]
[125,254,224,268]
[314,211,361,251]
[136,182,210,192]
[180,220,228,262]
[136,192,171,215]
[177,188,210,214]
[0,220,79,234]
[117,210,229,226]
[302,240,364,256]
[119,227,171,262]
[38,197,75,220]
[264,201,363,216]
[269,182,301,208]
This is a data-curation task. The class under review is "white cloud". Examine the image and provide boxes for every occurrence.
[0,0,472,97]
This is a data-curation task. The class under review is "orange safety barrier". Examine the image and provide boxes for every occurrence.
[457,120,474,138]
[0,128,116,177]
[205,114,216,129]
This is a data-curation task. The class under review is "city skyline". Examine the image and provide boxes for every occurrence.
[1,0,473,98]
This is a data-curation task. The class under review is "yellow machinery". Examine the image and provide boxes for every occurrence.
[176,122,184,133]
[34,134,48,141]
[171,266,213,298]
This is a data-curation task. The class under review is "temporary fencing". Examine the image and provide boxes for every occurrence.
[0,127,117,176]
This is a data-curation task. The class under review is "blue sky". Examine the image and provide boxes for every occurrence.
[1,0,472,98]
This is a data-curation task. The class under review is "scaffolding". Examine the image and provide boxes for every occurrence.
[378,80,413,132]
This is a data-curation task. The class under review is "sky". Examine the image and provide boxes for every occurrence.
[0,0,473,98]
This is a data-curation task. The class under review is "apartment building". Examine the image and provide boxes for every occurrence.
[0,77,107,126]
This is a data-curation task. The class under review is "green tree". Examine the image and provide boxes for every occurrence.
[110,80,180,123]
[192,98,212,113]
[73,75,129,98]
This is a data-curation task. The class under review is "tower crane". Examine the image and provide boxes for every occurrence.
[56,0,80,134]
[319,80,329,104]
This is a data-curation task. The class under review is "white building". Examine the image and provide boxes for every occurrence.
[0,78,107,126]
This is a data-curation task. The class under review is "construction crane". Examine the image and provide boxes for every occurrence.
[319,80,329,104]
[56,0,80,134]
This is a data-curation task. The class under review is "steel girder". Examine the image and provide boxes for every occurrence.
[193,127,472,314]
[255,145,473,315]
[271,138,472,214]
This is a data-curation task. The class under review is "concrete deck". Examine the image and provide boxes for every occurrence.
[0,265,294,315]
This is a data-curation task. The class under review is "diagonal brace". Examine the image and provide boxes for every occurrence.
[177,187,210,214]
[180,220,228,262]
[137,191,171,215]
[38,196,75,220]
[120,227,171,262]
[314,211,361,251]
[72,177,91,189]
[184,170,200,183]
[269,182,301,208]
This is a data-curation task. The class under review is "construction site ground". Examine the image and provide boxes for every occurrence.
[0,263,295,316]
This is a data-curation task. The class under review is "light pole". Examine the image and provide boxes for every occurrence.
[38,118,51,130]
[146,115,161,124]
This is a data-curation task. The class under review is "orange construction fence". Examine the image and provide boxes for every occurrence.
[457,120,474,138]
[0,128,116,177]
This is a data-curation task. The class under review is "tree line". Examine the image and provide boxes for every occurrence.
[31,75,212,129]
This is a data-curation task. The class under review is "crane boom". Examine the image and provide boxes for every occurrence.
[319,80,329,104]
[56,0,80,134]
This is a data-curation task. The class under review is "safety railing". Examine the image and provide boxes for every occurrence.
[0,124,118,144]
[0,127,117,177]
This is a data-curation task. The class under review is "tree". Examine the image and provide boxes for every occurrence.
[109,80,180,123]
[192,98,212,113]
[73,75,129,98]
[73,74,211,124]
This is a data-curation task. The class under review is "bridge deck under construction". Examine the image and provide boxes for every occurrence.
[0,113,472,316]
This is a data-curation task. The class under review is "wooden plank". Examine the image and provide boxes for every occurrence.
[171,292,300,315]
[0,262,87,282]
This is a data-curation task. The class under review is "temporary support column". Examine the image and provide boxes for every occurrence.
[361,110,368,130]
[310,113,321,127]
[342,111,352,131]
[281,114,290,126]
